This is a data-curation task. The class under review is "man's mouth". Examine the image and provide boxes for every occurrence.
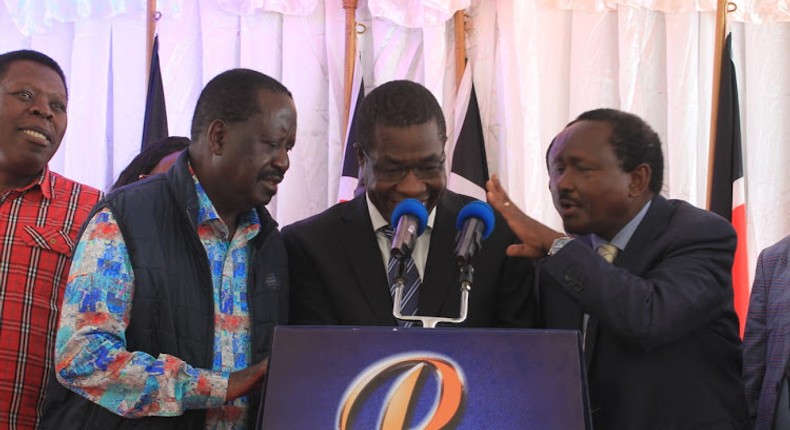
[20,128,51,144]
[261,175,283,190]
[393,198,428,207]
[558,198,582,215]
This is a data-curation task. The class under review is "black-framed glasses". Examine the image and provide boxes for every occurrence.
[363,151,446,182]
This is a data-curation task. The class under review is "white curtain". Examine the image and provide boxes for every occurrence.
[2,0,789,283]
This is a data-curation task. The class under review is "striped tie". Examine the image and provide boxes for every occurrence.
[381,225,421,327]
[584,243,620,351]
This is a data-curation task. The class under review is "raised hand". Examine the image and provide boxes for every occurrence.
[486,175,564,258]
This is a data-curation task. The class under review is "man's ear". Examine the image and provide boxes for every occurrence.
[628,163,652,197]
[354,143,365,168]
[207,120,226,155]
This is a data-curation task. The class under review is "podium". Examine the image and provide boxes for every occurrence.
[259,326,592,429]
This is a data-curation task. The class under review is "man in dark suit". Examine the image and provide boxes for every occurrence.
[283,80,534,327]
[743,235,790,430]
[486,108,749,430]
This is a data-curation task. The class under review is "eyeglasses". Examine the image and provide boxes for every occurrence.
[363,151,446,182]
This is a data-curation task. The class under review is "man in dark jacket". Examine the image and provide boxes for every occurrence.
[284,80,534,328]
[487,108,749,430]
[41,69,296,429]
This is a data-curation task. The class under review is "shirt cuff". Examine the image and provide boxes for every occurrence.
[182,368,230,410]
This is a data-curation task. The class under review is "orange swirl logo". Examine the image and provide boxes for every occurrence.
[337,353,466,430]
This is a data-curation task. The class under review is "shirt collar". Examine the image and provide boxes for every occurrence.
[365,193,436,233]
[2,167,53,199]
[188,161,261,240]
[590,199,652,252]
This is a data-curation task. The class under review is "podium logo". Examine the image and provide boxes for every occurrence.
[337,353,466,430]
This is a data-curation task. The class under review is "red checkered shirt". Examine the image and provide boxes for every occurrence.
[0,167,102,429]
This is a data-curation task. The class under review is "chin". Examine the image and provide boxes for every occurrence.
[259,196,274,206]
[562,222,587,236]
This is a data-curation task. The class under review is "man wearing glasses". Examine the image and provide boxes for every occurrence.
[283,80,535,328]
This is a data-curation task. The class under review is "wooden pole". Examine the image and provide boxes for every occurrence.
[146,0,157,86]
[706,0,729,209]
[454,10,466,89]
[342,0,359,143]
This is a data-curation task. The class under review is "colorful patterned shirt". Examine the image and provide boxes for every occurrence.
[0,167,102,429]
[55,167,260,429]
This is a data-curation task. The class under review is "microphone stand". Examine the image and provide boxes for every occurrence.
[392,263,473,329]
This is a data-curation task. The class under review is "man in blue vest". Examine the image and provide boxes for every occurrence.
[41,69,295,429]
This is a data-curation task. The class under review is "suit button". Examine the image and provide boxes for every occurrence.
[565,272,584,293]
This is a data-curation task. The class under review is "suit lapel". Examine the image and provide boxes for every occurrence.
[585,195,670,364]
[421,192,463,318]
[616,195,671,273]
[338,196,396,324]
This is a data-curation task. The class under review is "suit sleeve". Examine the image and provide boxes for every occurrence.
[282,225,339,325]
[542,212,737,350]
[742,249,771,424]
[494,238,538,328]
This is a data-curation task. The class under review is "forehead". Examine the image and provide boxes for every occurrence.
[251,90,296,126]
[369,121,444,160]
[1,60,66,97]
[549,120,614,162]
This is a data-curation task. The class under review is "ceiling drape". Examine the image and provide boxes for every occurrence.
[1,0,788,283]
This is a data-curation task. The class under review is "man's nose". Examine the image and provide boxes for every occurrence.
[272,146,290,172]
[554,171,574,191]
[30,98,54,120]
[395,169,427,196]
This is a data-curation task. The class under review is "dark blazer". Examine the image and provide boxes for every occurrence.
[282,190,535,327]
[539,195,749,430]
[743,235,790,430]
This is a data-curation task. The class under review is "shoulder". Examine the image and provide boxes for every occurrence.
[440,189,472,208]
[433,190,474,223]
[49,171,104,202]
[663,197,735,238]
[103,174,169,206]
[761,235,790,261]
[282,198,358,238]
[756,236,790,282]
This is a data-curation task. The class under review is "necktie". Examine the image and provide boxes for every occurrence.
[583,243,620,351]
[381,226,422,327]
[596,242,619,264]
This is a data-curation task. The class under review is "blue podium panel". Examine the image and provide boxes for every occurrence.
[260,326,591,430]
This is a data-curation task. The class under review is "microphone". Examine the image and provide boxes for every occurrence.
[454,201,495,266]
[389,199,429,260]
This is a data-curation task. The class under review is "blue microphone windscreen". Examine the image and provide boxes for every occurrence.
[456,200,495,239]
[391,198,429,236]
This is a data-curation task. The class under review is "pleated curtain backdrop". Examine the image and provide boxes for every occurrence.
[1,0,789,282]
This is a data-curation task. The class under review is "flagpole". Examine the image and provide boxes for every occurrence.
[454,10,466,89]
[146,0,157,86]
[706,0,730,209]
[342,0,359,143]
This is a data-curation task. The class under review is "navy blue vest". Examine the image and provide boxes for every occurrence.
[41,152,288,429]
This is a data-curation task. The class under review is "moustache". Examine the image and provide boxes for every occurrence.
[258,170,284,183]
[557,191,581,206]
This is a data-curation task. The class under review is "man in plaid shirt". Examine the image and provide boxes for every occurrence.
[0,50,102,429]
